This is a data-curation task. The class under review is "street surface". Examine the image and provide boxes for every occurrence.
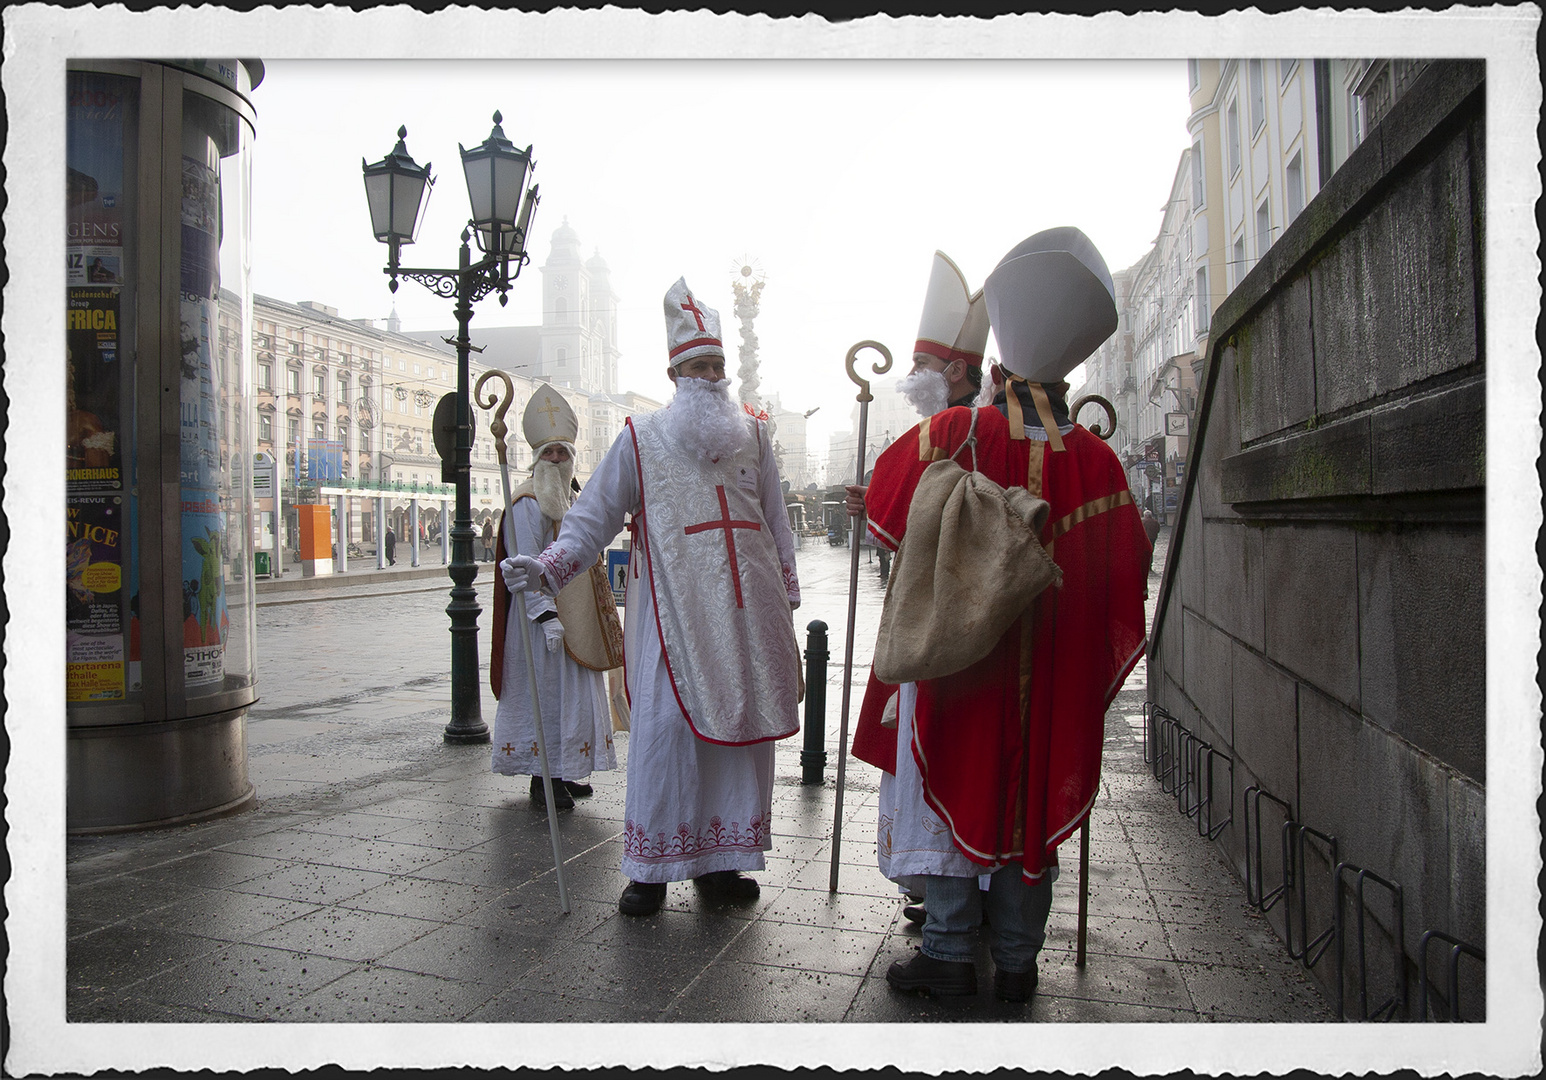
[67,526,1336,1026]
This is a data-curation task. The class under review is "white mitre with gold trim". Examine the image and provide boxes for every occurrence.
[915,251,990,368]
[521,383,578,456]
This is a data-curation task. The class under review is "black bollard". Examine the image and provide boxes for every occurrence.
[800,620,830,784]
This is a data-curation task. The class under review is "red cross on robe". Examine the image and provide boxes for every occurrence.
[683,484,762,608]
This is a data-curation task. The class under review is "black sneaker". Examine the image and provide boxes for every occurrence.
[619,880,667,916]
[530,775,575,810]
[902,904,925,926]
[693,870,760,902]
[885,951,978,996]
[993,964,1038,1002]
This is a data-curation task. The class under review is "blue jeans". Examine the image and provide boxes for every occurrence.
[919,865,1055,973]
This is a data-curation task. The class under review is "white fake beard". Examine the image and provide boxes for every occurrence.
[531,456,575,523]
[667,376,750,461]
[897,367,951,417]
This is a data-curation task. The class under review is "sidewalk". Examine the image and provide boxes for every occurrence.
[67,530,1334,1025]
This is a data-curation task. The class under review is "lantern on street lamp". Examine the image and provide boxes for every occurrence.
[459,111,539,274]
[360,111,542,745]
[361,126,434,285]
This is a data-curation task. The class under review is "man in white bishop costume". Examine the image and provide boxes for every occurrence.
[502,278,803,916]
[489,387,622,810]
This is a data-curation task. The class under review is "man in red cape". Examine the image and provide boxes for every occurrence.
[856,228,1149,1001]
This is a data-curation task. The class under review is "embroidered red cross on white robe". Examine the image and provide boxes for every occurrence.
[683,484,762,608]
[680,293,707,331]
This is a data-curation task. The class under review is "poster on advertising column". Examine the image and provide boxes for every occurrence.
[66,73,126,287]
[180,145,227,688]
[67,286,122,492]
[66,495,127,701]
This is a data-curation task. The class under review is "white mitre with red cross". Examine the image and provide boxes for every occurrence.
[915,251,990,368]
[663,277,724,367]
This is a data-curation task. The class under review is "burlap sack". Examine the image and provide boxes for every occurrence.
[872,455,1061,684]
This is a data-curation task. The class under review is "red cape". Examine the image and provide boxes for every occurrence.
[852,404,1149,878]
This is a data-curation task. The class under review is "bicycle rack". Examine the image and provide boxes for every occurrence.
[1156,711,1181,795]
[1143,701,1168,769]
[1243,786,1293,912]
[1417,929,1484,1021]
[1196,746,1233,840]
[1175,727,1204,817]
[1285,823,1339,970]
[1333,862,1406,1020]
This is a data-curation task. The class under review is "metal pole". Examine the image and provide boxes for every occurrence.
[443,231,489,744]
[1076,818,1090,967]
[800,620,829,785]
[476,369,570,913]
[829,340,893,893]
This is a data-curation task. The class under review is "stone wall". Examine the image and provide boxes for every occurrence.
[1147,61,1485,1019]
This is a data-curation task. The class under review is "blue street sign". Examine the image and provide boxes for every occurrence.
[606,548,630,607]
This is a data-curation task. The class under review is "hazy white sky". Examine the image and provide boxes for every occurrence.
[249,59,1192,451]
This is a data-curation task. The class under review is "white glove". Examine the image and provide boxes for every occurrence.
[500,554,544,592]
[542,618,565,653]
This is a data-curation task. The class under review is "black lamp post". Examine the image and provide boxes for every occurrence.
[362,113,540,744]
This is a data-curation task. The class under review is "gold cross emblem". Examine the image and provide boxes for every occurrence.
[500,743,515,755]
[538,395,562,428]
[581,741,591,759]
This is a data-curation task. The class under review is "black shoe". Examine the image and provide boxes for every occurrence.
[904,892,924,904]
[619,880,666,916]
[886,951,977,997]
[994,965,1038,1002]
[530,775,575,810]
[902,904,925,926]
[562,780,593,798]
[693,870,760,902]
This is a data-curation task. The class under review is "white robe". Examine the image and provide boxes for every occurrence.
[538,413,800,882]
[492,498,617,782]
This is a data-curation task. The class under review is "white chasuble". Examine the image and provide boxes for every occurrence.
[534,406,802,883]
[492,497,617,782]
[625,413,801,746]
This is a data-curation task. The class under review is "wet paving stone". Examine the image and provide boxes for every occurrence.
[131,888,324,943]
[760,885,900,932]
[373,921,550,985]
[666,960,863,1022]
[67,923,226,994]
[133,849,296,890]
[135,942,360,1019]
[461,984,663,1023]
[717,921,887,976]
[226,861,395,905]
[338,876,508,922]
[516,940,711,1012]
[581,907,750,958]
[277,965,507,1022]
[244,906,441,962]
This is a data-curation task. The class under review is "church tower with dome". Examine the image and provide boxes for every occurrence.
[538,218,619,394]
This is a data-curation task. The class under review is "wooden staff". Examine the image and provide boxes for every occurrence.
[829,340,893,893]
[475,369,570,914]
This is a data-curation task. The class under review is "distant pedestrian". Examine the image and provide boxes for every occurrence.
[385,527,396,566]
[481,517,495,561]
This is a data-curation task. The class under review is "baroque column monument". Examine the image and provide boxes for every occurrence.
[730,258,765,410]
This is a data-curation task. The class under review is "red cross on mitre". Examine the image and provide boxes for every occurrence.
[683,484,762,608]
[680,293,707,331]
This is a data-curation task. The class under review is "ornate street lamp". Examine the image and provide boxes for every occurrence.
[362,113,541,744]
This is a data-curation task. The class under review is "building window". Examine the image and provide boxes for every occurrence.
[288,417,300,444]
[556,347,567,365]
[555,296,568,321]
[287,367,301,394]
[360,431,370,453]
[314,420,326,440]
[1285,152,1305,223]
[313,369,326,396]
[1248,60,1266,136]
[1190,141,1205,209]
[1226,100,1242,176]
[338,373,349,396]
[259,413,272,442]
[1279,58,1298,86]
[1195,267,1210,333]
[1255,198,1272,258]
[258,363,271,390]
[413,363,420,375]
[427,366,435,379]
[1231,237,1246,288]
[416,434,424,454]
[1187,59,1200,92]
[289,341,301,355]
[399,359,407,372]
